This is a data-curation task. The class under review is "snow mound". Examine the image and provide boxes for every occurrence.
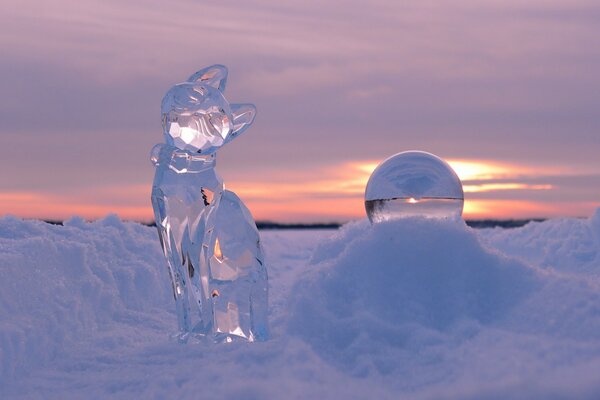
[481,209,600,274]
[288,218,540,375]
[0,215,173,383]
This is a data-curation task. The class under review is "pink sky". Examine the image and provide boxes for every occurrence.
[1,0,599,222]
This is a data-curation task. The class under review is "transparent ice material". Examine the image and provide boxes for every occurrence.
[151,65,267,343]
[365,151,464,223]
[161,65,256,155]
[203,190,268,342]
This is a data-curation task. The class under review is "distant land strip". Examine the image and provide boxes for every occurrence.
[42,219,548,229]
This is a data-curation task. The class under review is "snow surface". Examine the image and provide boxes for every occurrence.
[2,211,600,399]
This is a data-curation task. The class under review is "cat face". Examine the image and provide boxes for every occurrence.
[161,65,256,154]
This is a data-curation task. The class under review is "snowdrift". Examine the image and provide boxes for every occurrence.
[289,218,540,374]
[1,211,600,399]
[0,215,173,382]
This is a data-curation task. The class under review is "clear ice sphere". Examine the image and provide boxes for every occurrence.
[365,151,464,223]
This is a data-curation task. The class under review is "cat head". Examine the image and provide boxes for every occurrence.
[161,65,256,154]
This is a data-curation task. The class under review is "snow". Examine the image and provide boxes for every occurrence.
[1,211,600,399]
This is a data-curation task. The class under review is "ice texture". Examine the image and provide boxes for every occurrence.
[203,190,268,342]
[151,65,267,342]
[161,65,256,154]
[365,151,464,222]
[151,144,222,338]
[2,212,600,398]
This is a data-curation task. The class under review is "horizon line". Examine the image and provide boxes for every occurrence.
[2,215,573,231]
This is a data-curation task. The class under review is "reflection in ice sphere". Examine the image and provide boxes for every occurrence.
[365,151,464,223]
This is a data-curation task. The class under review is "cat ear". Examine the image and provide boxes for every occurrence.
[226,103,257,142]
[187,65,228,92]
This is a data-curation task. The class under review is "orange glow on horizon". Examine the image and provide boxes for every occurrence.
[1,158,597,222]
[0,190,153,221]
[463,183,553,193]
[447,159,517,180]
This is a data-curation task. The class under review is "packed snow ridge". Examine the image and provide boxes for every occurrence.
[2,211,600,399]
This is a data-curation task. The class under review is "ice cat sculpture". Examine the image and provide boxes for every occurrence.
[150,65,268,343]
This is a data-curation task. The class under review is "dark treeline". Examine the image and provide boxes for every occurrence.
[43,219,546,230]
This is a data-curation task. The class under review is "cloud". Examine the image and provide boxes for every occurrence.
[1,0,599,220]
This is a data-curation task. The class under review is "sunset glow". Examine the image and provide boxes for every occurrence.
[2,157,594,222]
[225,158,598,221]
[0,0,598,224]
[447,160,516,180]
[462,183,553,193]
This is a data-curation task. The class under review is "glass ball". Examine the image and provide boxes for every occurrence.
[364,151,464,223]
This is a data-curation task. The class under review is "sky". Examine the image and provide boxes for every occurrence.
[1,0,599,222]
